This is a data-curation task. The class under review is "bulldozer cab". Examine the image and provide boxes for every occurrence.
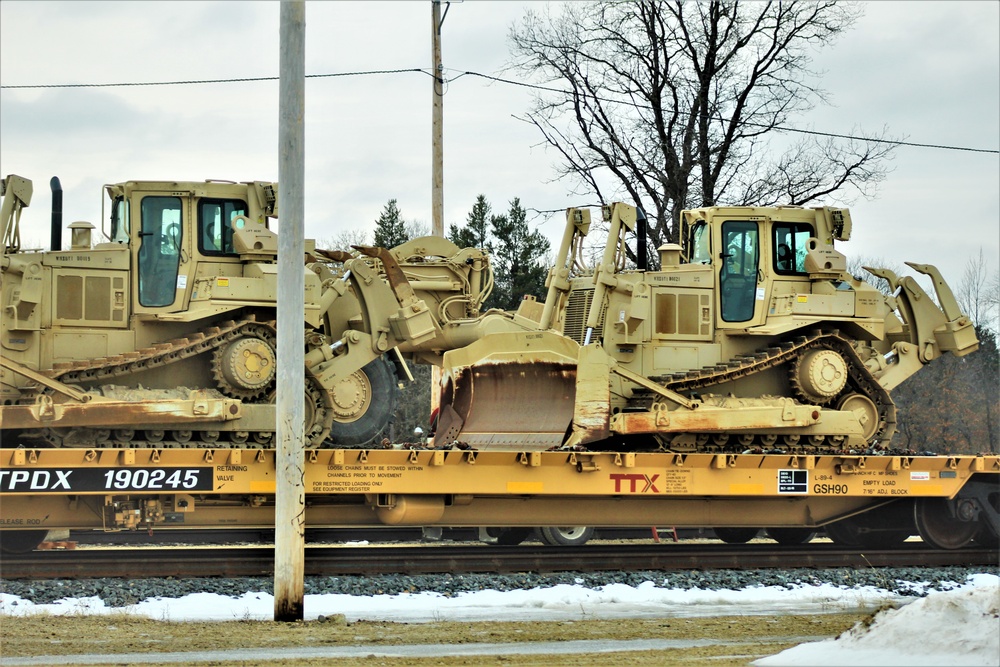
[680,206,853,331]
[102,180,277,315]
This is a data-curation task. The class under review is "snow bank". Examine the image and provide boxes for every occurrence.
[754,573,1000,667]
[1,579,912,623]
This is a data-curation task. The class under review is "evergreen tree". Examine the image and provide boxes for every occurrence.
[448,195,551,312]
[448,194,492,252]
[490,198,550,311]
[373,199,408,249]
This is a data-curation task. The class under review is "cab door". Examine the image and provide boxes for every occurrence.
[133,192,188,313]
[718,220,761,327]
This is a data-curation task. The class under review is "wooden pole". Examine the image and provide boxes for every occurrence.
[430,1,445,418]
[431,0,444,237]
[274,0,306,623]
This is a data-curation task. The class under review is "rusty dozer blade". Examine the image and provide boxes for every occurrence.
[433,331,580,450]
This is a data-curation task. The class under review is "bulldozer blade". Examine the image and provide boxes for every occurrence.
[436,361,576,450]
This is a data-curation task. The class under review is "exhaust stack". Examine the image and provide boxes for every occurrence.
[50,176,62,251]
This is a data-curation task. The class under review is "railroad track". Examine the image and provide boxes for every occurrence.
[57,527,676,546]
[2,543,995,580]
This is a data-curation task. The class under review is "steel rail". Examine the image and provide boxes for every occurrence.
[1,543,995,581]
[58,527,670,546]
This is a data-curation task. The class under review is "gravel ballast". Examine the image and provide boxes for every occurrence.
[1,566,993,608]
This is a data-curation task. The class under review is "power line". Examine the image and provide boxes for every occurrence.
[459,71,1000,156]
[0,68,430,89]
[2,67,997,155]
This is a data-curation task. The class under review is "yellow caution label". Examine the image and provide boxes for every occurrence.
[797,295,808,303]
[507,481,544,493]
[729,483,764,495]
[217,278,230,287]
[250,480,276,493]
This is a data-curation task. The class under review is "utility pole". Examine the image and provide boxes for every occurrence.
[274,0,306,623]
[430,1,449,417]
[431,0,445,237]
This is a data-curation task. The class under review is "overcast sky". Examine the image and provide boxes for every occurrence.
[1,1,997,289]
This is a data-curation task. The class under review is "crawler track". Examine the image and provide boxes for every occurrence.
[2,543,995,581]
[18,315,334,449]
[631,329,897,453]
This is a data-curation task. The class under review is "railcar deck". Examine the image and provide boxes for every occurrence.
[2,448,996,540]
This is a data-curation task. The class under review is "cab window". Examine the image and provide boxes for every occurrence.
[199,199,247,255]
[773,223,813,275]
[110,196,130,244]
[689,222,711,264]
[137,196,182,307]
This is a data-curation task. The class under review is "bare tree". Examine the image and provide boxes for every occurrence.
[319,228,370,252]
[405,220,430,240]
[956,248,1000,334]
[846,255,906,296]
[509,0,898,256]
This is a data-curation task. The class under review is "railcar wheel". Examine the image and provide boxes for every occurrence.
[0,529,48,554]
[973,522,1000,548]
[326,357,399,446]
[487,527,533,546]
[824,516,911,548]
[823,518,861,546]
[712,527,760,544]
[765,527,816,545]
[537,526,595,547]
[914,498,978,549]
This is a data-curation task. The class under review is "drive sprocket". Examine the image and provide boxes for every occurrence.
[788,347,848,405]
[212,330,277,400]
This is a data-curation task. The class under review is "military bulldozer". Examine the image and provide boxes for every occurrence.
[431,202,979,453]
[0,173,507,449]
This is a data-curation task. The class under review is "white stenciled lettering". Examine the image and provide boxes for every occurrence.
[1,470,72,491]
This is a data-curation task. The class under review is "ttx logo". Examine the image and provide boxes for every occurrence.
[609,473,660,493]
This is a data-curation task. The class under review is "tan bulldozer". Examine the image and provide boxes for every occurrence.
[430,202,979,452]
[0,174,503,448]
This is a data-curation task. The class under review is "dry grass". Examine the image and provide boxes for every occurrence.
[0,611,867,666]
